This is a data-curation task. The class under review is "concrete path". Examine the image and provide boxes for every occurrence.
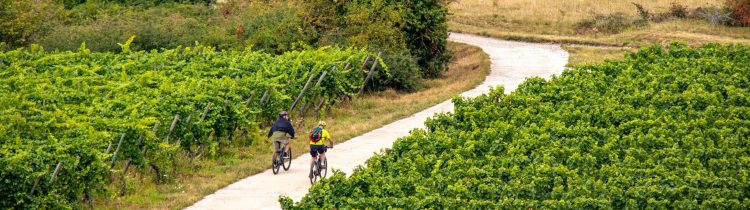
[185,33,569,210]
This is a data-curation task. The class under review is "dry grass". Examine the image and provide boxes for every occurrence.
[563,45,633,67]
[449,0,750,47]
[93,42,490,210]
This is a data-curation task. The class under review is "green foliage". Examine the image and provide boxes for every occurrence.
[398,0,452,78]
[37,3,227,52]
[0,0,64,47]
[366,48,422,91]
[61,0,214,8]
[284,43,750,209]
[230,3,312,54]
[0,43,379,209]
[5,0,451,91]
[299,0,450,79]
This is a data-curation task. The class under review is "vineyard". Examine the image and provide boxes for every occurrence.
[283,43,750,209]
[0,39,379,209]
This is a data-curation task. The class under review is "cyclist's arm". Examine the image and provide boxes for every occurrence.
[267,125,275,138]
[284,120,295,138]
[323,130,334,147]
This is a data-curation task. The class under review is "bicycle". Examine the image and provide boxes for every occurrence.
[309,146,332,184]
[271,142,292,175]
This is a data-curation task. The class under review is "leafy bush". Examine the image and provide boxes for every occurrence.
[632,3,651,21]
[398,0,452,78]
[283,43,750,209]
[298,0,451,78]
[726,0,750,26]
[62,0,214,8]
[669,2,689,18]
[230,3,312,54]
[0,0,64,47]
[8,0,451,91]
[365,49,423,91]
[37,4,241,52]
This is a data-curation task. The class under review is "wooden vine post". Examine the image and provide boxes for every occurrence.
[359,52,381,95]
[166,114,180,143]
[49,162,62,184]
[110,133,126,167]
[290,73,317,112]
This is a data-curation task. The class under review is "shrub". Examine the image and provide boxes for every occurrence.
[632,3,651,22]
[692,7,735,26]
[231,3,314,54]
[669,2,689,18]
[575,13,638,34]
[726,0,750,26]
[398,0,452,78]
[365,49,423,92]
[0,0,63,48]
[297,0,450,87]
[37,4,235,52]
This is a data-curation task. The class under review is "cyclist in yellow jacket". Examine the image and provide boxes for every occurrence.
[309,121,334,174]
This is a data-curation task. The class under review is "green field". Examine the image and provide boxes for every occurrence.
[285,43,750,209]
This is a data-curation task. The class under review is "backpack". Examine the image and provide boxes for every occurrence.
[309,127,323,143]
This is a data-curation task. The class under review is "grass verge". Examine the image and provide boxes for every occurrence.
[562,45,633,67]
[93,41,491,209]
[448,0,750,46]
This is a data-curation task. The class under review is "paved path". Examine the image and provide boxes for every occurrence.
[185,33,569,210]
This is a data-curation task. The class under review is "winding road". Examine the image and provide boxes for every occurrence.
[185,33,569,210]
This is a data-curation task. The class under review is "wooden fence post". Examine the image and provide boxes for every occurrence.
[359,52,381,95]
[290,73,317,112]
[111,133,126,166]
[49,162,62,184]
[259,89,270,105]
[120,160,131,196]
[166,114,180,143]
[359,55,371,70]
[200,102,212,121]
[298,69,330,117]
[244,91,257,107]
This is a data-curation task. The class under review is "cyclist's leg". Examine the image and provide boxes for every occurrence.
[283,139,291,154]
[320,146,328,168]
[280,139,290,157]
[273,139,282,155]
[309,145,318,165]
[309,145,318,178]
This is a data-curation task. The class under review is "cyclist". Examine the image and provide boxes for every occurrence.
[268,111,295,158]
[309,121,334,178]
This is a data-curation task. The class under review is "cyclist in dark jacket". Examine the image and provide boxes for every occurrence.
[268,111,295,158]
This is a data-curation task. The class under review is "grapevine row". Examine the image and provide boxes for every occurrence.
[0,41,381,208]
[284,43,750,209]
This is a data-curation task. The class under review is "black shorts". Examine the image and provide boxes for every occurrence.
[310,145,327,157]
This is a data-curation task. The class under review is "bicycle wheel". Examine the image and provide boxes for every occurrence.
[321,158,328,178]
[309,161,318,184]
[272,151,281,175]
[282,148,292,171]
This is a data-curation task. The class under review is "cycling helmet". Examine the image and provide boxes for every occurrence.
[318,121,326,126]
[279,111,289,116]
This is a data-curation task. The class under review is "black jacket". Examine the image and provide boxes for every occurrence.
[267,117,295,138]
